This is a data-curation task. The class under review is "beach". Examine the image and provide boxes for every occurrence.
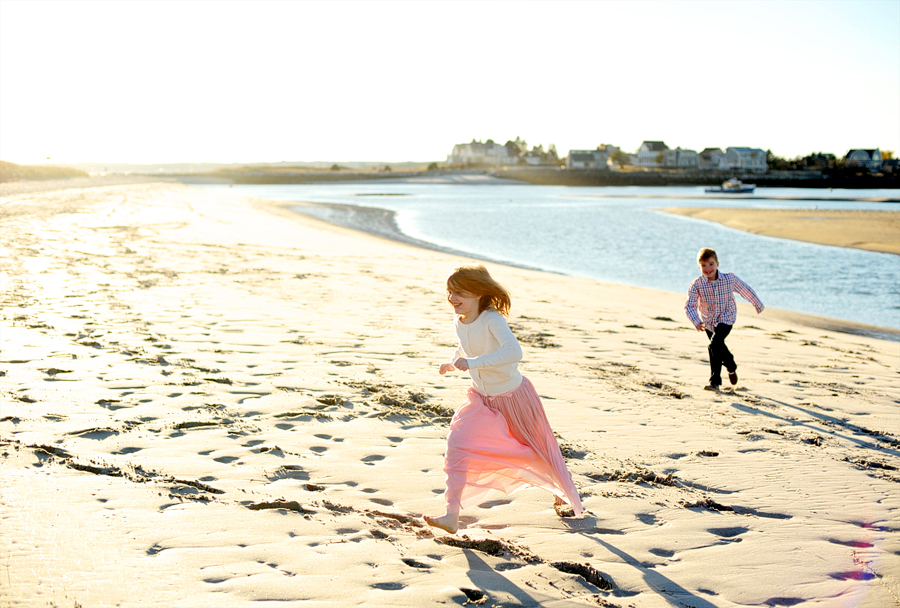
[1,181,898,607]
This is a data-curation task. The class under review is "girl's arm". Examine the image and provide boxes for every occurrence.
[467,314,523,369]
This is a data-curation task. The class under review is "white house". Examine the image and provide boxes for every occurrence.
[567,149,609,169]
[698,147,725,170]
[634,141,668,167]
[844,149,882,171]
[663,147,699,168]
[718,147,767,173]
[447,140,516,166]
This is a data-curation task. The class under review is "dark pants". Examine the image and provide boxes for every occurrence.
[705,323,735,386]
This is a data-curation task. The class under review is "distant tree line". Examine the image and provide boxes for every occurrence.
[504,136,561,166]
[766,149,895,175]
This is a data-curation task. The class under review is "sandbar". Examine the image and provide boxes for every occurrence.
[663,207,900,255]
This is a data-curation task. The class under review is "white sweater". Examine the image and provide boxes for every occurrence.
[451,309,523,396]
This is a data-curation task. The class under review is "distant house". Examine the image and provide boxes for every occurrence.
[844,149,882,171]
[663,147,699,168]
[719,147,767,173]
[596,144,619,156]
[634,141,668,167]
[447,139,516,166]
[567,149,609,169]
[801,153,836,170]
[698,148,725,170]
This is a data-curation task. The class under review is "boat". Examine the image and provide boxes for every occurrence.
[705,178,755,193]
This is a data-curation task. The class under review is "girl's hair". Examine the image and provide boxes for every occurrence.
[447,264,511,316]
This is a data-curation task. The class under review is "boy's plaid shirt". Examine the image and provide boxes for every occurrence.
[685,272,764,329]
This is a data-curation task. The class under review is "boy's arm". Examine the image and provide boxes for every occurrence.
[684,282,703,329]
[733,276,764,314]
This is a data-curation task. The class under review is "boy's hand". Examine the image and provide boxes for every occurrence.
[696,322,706,331]
[439,363,456,375]
[453,357,470,371]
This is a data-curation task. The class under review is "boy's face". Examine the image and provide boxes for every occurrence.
[699,257,719,280]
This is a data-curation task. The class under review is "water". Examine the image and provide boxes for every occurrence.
[200,183,900,330]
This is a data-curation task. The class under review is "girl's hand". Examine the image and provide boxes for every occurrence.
[453,357,470,371]
[439,363,455,375]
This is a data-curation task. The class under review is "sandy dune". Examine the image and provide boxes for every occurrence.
[1,183,898,607]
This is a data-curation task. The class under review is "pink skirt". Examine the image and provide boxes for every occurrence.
[441,377,582,516]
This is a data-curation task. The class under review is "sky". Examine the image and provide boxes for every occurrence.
[1,0,898,165]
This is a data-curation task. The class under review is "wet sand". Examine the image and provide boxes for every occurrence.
[1,182,898,607]
[663,207,900,255]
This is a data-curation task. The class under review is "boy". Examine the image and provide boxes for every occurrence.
[685,248,764,391]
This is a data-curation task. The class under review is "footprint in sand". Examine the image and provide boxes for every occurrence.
[266,466,309,481]
[495,562,525,571]
[648,548,676,558]
[335,527,360,536]
[114,447,142,455]
[478,499,512,509]
[708,526,749,540]
[371,582,405,591]
[369,497,393,506]
[70,428,119,440]
[361,454,385,465]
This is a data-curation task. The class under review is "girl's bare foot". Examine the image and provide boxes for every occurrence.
[424,513,459,534]
[553,495,574,517]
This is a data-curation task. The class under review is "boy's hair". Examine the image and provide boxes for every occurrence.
[447,264,511,316]
[698,248,718,263]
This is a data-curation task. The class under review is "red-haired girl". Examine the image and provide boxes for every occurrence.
[425,265,582,533]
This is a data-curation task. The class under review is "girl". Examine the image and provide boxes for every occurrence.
[425,264,582,534]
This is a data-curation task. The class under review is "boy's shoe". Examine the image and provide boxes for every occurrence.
[704,384,720,392]
[728,371,738,385]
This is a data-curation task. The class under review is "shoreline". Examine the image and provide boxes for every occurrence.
[282,199,900,342]
[4,169,899,196]
[4,176,898,339]
[286,201,550,275]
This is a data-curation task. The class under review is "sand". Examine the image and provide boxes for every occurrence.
[663,207,900,255]
[1,182,898,607]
